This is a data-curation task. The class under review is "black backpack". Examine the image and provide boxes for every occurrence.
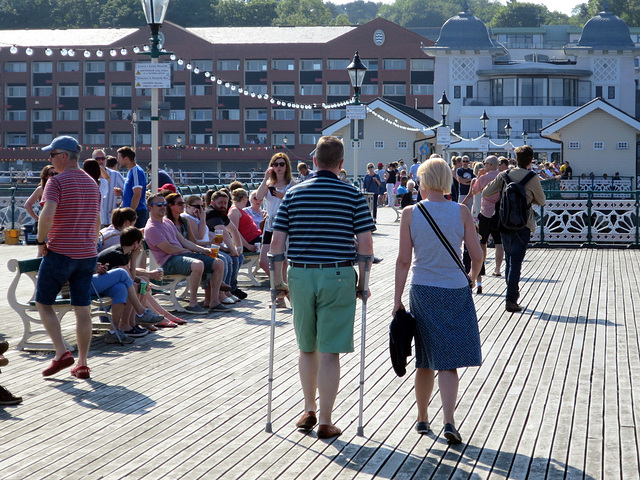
[499,171,536,230]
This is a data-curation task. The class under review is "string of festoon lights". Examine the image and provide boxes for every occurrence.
[450,130,514,148]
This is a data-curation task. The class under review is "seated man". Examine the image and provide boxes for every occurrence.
[144,194,229,313]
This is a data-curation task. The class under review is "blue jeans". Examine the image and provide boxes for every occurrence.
[501,228,531,303]
[91,268,133,304]
[219,251,243,290]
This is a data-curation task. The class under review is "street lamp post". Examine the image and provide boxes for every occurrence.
[140,0,171,193]
[175,135,183,162]
[480,110,490,158]
[131,112,138,151]
[437,91,451,127]
[504,120,512,158]
[522,131,528,145]
[347,51,367,184]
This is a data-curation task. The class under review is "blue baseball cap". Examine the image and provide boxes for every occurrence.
[42,135,81,152]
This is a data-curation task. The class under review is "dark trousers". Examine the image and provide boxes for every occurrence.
[501,228,531,303]
[135,209,149,229]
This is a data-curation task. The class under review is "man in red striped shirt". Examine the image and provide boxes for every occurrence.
[36,136,101,380]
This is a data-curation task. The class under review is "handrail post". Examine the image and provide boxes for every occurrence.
[631,190,640,249]
[582,190,595,247]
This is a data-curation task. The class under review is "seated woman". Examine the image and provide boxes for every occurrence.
[243,190,266,231]
[24,165,56,230]
[228,188,261,252]
[98,207,137,252]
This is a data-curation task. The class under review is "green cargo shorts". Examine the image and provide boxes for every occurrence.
[287,265,357,353]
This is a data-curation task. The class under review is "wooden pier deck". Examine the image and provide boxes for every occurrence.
[0,206,638,479]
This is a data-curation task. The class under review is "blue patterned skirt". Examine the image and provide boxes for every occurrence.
[409,284,482,370]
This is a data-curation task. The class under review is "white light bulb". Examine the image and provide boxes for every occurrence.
[45,48,53,56]
[170,54,176,61]
[177,59,184,65]
[61,48,68,56]
[120,48,127,55]
[186,63,192,70]
[84,50,90,58]
[143,45,150,52]
[26,48,33,56]
[10,46,17,54]
[110,49,117,56]
[68,49,75,56]
[204,71,210,77]
[96,49,103,57]
[194,67,200,74]
[133,46,140,54]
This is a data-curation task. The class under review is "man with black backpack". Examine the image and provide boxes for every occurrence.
[482,145,546,313]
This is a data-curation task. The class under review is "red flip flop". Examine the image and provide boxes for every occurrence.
[70,365,91,379]
[157,320,178,328]
[171,317,187,325]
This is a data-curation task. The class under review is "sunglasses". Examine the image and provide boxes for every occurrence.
[48,172,58,177]
[190,204,204,209]
[150,202,168,207]
[273,162,286,167]
[462,161,470,163]
[50,152,64,158]
[94,156,106,161]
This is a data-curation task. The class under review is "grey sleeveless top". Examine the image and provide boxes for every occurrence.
[410,200,468,289]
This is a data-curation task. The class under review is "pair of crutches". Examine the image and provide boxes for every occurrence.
[265,253,373,437]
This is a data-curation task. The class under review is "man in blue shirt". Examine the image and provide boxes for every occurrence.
[117,146,148,229]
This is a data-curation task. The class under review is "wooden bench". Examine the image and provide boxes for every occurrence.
[7,258,114,352]
[237,252,265,286]
[150,275,190,312]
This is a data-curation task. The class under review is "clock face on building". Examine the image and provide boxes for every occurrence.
[373,29,385,46]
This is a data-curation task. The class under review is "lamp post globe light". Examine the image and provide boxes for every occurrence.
[504,120,512,158]
[175,135,183,161]
[437,91,451,127]
[522,131,528,145]
[480,110,490,136]
[347,51,367,105]
[140,0,171,193]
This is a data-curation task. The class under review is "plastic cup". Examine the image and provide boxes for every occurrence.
[214,229,224,244]
[209,245,220,258]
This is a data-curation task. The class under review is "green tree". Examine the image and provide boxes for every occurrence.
[165,0,217,26]
[326,1,381,25]
[98,0,145,28]
[379,0,459,28]
[489,2,549,27]
[0,0,57,28]
[273,0,332,25]
[332,13,352,25]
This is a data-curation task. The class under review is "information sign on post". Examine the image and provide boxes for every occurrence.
[478,137,490,152]
[135,63,172,89]
[436,126,451,145]
[346,105,367,120]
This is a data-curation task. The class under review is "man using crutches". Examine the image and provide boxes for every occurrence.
[269,135,375,439]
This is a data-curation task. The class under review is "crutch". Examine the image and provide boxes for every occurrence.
[356,254,373,437]
[265,252,285,433]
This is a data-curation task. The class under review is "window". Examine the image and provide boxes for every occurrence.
[171,61,186,72]
[109,109,132,121]
[327,84,350,96]
[84,109,105,121]
[191,109,213,121]
[300,59,322,71]
[32,134,52,145]
[217,109,240,120]
[135,87,152,96]
[5,111,26,121]
[58,61,79,72]
[6,133,27,145]
[193,59,213,71]
[110,133,132,147]
[350,140,362,149]
[217,59,240,71]
[454,86,461,99]
[397,140,408,149]
[245,109,267,120]
[84,61,105,72]
[523,119,542,134]
[84,134,105,144]
[165,84,186,96]
[6,85,26,97]
[246,133,267,144]
[272,83,295,96]
[466,85,474,98]
[617,141,629,149]
[166,110,186,121]
[568,141,580,149]
[272,108,295,120]
[244,84,268,95]
[410,59,434,71]
[217,84,239,96]
[137,134,151,145]
[272,59,295,71]
[328,59,349,70]
[218,132,240,146]
[58,85,79,97]
[245,60,267,71]
[272,133,294,145]
[300,84,322,95]
[300,109,322,120]
[374,140,385,149]
[383,59,406,70]
[110,84,132,97]
[191,85,212,95]
[32,110,53,121]
[191,134,213,144]
[411,84,433,95]
[58,110,79,121]
[5,62,26,73]
[110,61,132,72]
[362,59,378,71]
[163,133,184,145]
[361,84,378,95]
[33,62,53,73]
[593,141,604,150]
[608,86,615,99]
[32,86,52,96]
[383,84,406,96]
[595,86,603,98]
[300,134,320,144]
[326,109,345,120]
[497,119,510,138]
[84,85,105,96]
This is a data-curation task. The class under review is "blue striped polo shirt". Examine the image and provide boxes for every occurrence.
[272,170,375,263]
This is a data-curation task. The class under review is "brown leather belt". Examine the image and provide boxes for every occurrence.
[289,261,354,269]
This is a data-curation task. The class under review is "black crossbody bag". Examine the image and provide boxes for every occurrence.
[415,202,473,290]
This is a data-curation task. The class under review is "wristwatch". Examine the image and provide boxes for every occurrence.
[36,240,46,245]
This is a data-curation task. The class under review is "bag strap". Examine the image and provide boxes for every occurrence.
[415,202,472,288]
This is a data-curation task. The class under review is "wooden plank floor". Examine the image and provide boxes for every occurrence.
[1,206,639,480]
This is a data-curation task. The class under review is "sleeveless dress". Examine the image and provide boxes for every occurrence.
[408,200,482,370]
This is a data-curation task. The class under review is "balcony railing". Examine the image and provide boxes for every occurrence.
[463,96,592,107]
